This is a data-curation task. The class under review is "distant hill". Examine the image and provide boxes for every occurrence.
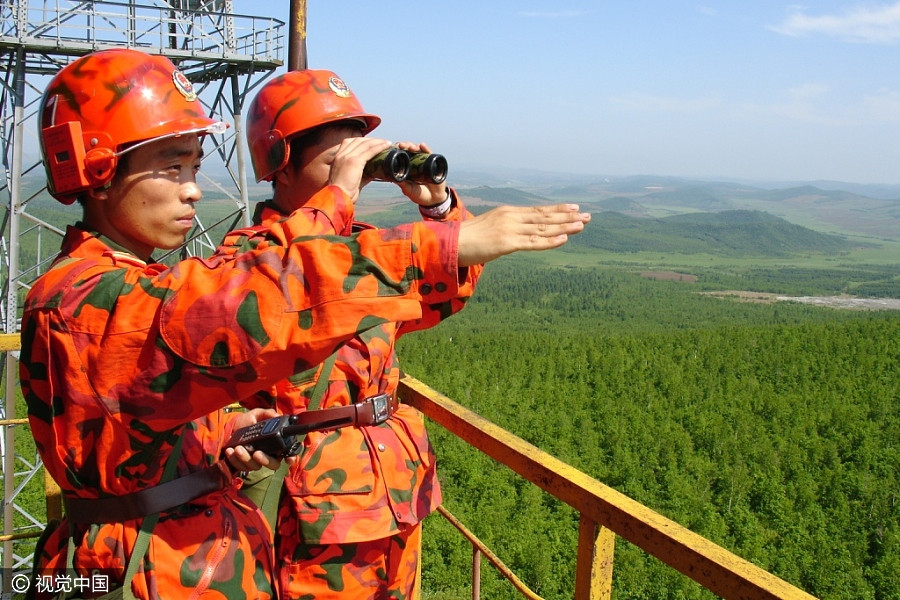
[515,175,900,240]
[596,196,644,214]
[561,209,853,257]
[454,185,549,206]
[641,185,731,211]
[347,178,890,257]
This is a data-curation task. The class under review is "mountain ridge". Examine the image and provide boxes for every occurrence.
[443,174,900,241]
[561,209,854,257]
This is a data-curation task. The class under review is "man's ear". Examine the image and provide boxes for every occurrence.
[273,163,293,187]
[85,183,111,203]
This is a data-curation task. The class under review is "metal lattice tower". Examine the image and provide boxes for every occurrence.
[0,0,284,588]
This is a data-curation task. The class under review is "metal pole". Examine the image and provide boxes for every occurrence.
[232,74,252,227]
[288,0,307,70]
[2,47,26,592]
[472,548,481,600]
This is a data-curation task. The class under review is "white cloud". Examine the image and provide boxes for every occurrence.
[770,2,900,43]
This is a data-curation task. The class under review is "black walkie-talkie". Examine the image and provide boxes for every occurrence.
[227,396,389,458]
[225,415,304,458]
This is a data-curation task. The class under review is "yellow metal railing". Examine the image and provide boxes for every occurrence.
[398,373,818,600]
[1,334,817,599]
[435,503,543,600]
[0,334,19,352]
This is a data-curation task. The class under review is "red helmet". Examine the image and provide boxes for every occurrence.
[246,70,381,182]
[39,48,227,204]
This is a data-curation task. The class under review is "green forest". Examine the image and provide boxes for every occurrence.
[395,257,899,600]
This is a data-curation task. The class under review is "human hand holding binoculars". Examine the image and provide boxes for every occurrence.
[364,148,448,184]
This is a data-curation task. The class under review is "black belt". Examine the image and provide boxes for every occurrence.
[291,392,399,433]
[226,392,400,458]
[63,460,233,524]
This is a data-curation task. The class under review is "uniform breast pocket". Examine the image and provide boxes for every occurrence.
[289,428,376,498]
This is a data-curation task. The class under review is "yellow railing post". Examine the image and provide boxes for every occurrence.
[435,505,543,599]
[472,548,481,600]
[575,515,615,600]
[45,469,62,522]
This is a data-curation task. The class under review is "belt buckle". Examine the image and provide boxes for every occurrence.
[368,393,392,425]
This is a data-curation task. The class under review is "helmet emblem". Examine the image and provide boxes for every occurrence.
[172,70,198,102]
[328,76,352,98]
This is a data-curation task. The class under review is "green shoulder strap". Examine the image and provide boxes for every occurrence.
[252,351,338,531]
[115,428,186,600]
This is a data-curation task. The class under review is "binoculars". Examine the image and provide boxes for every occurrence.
[364,149,448,184]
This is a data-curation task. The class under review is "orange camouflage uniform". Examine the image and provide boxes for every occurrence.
[20,186,468,600]
[228,187,482,599]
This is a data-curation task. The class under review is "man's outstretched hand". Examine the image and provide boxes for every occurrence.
[458,204,591,267]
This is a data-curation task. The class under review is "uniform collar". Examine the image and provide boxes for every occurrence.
[60,223,150,268]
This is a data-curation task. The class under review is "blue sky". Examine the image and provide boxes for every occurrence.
[235,2,900,185]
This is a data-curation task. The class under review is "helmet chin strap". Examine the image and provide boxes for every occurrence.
[113,121,230,158]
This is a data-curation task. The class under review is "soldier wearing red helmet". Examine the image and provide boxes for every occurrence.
[22,50,589,600]
[246,69,381,183]
[235,69,591,599]
[26,49,289,599]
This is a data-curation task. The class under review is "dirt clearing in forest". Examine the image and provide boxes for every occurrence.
[640,271,699,282]
[702,291,900,310]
